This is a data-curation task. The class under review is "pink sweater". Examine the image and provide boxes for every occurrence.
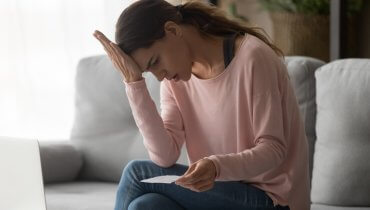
[124,34,310,210]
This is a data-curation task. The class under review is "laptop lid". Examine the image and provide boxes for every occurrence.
[0,136,47,210]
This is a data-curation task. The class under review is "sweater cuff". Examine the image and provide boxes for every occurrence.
[124,78,146,91]
[204,155,221,179]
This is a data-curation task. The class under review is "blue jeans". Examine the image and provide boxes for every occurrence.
[114,159,290,210]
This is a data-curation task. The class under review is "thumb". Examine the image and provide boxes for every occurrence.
[183,163,197,176]
[176,164,197,183]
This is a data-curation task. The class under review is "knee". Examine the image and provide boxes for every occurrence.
[128,195,153,210]
[123,159,152,173]
[128,193,183,210]
[121,159,154,180]
[124,159,147,170]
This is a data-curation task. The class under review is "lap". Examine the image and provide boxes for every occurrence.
[118,159,282,210]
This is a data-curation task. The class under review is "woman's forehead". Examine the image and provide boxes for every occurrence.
[131,35,171,70]
[131,43,160,71]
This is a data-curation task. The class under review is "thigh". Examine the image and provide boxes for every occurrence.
[159,179,276,210]
[115,159,188,210]
[116,159,282,210]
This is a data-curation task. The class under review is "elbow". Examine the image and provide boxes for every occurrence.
[257,136,287,167]
[268,140,287,166]
[148,151,179,168]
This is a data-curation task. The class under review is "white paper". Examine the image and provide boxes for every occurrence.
[140,175,180,184]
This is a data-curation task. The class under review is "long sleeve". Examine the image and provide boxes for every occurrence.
[207,91,287,181]
[206,47,289,181]
[124,79,186,167]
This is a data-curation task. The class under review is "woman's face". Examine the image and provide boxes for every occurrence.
[131,22,193,82]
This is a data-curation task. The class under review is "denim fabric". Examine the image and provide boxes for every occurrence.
[114,159,290,210]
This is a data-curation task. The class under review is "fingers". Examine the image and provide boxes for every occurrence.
[178,177,214,192]
[176,166,208,186]
[175,160,215,192]
[176,164,199,184]
[108,43,125,68]
[93,31,127,65]
[182,159,203,177]
[197,182,214,192]
[93,30,111,46]
[192,179,214,191]
[93,30,122,68]
[182,163,197,177]
[93,30,116,56]
[180,171,206,185]
[92,30,143,83]
[175,159,217,192]
[109,42,128,61]
[178,164,209,185]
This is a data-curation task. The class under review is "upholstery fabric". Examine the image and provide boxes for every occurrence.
[284,56,325,180]
[39,140,83,184]
[312,59,370,206]
[44,181,117,210]
[311,204,370,210]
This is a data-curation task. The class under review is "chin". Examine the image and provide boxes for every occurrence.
[185,67,193,81]
[183,72,192,81]
[187,74,192,81]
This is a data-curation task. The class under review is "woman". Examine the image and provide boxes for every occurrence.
[93,0,310,210]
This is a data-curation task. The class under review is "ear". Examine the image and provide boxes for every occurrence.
[164,21,182,37]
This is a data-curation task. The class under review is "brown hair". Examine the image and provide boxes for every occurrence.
[115,0,283,56]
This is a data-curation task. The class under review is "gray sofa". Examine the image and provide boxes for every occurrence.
[39,55,370,210]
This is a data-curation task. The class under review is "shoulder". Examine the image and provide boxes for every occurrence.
[237,34,287,95]
[238,34,282,65]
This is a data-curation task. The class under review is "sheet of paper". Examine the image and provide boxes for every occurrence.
[140,175,180,184]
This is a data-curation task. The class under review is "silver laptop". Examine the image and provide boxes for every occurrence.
[0,136,47,210]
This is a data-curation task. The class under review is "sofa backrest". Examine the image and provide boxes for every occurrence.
[311,59,370,206]
[70,55,324,183]
[70,55,147,182]
[284,56,325,181]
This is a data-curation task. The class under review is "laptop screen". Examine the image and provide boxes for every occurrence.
[0,137,47,210]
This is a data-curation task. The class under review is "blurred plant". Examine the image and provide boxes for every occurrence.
[228,1,248,21]
[259,0,363,16]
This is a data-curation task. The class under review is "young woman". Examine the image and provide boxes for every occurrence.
[93,0,310,210]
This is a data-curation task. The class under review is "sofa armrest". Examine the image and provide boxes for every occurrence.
[39,140,83,184]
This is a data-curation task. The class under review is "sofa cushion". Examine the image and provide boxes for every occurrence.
[44,181,117,210]
[39,140,83,184]
[311,204,370,210]
[284,56,325,180]
[312,59,370,206]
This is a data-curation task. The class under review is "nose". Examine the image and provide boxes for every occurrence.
[156,74,164,82]
[165,75,172,80]
[156,71,167,81]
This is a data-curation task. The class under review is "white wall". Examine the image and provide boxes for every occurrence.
[0,0,135,141]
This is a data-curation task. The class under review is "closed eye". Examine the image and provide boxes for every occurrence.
[147,58,159,72]
[152,58,159,66]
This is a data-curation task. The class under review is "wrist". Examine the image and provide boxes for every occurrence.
[124,76,143,83]
[203,157,217,179]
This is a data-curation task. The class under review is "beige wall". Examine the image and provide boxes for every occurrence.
[358,0,370,58]
[232,0,369,58]
[226,0,273,38]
